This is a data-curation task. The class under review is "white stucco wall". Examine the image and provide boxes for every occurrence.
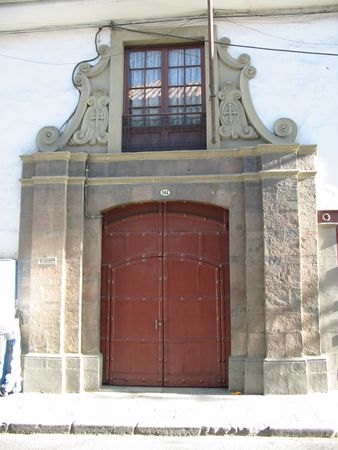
[217,14,338,210]
[0,13,337,258]
[0,28,98,258]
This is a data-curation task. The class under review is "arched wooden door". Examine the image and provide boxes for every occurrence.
[100,202,230,387]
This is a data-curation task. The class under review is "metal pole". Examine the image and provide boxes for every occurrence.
[207,0,217,144]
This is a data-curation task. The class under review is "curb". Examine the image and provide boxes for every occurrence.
[1,423,337,438]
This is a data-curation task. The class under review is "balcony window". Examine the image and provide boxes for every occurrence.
[123,44,206,152]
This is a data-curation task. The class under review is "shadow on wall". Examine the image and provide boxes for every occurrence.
[319,266,338,349]
[320,266,338,289]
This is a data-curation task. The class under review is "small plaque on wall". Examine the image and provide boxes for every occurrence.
[38,257,57,266]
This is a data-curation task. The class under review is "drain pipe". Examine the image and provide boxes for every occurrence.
[84,160,102,219]
[207,0,217,145]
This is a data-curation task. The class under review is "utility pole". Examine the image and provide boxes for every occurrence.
[207,0,217,144]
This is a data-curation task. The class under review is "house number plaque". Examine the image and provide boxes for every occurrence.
[160,189,171,197]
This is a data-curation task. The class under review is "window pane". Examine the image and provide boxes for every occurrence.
[131,108,144,115]
[130,113,145,127]
[129,70,144,87]
[169,49,184,67]
[145,108,161,126]
[145,88,161,107]
[185,86,201,105]
[146,50,161,67]
[168,87,184,106]
[185,48,201,66]
[145,107,161,115]
[186,115,201,125]
[186,106,202,125]
[169,68,184,86]
[168,106,185,114]
[130,108,144,126]
[168,107,185,125]
[129,89,144,108]
[146,69,161,87]
[168,106,185,124]
[186,105,202,113]
[129,51,145,69]
[185,67,201,85]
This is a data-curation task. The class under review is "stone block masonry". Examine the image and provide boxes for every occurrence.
[18,145,328,394]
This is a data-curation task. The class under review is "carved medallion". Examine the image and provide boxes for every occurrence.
[71,89,109,145]
[218,82,258,140]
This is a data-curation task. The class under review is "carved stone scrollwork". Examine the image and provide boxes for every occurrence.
[70,89,109,145]
[36,44,110,152]
[219,82,259,140]
[217,37,298,144]
[36,126,61,152]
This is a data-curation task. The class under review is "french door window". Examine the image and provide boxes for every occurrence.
[122,44,206,152]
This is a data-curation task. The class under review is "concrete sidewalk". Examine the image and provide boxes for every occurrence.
[1,388,338,438]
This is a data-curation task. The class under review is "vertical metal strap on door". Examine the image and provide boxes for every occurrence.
[158,202,165,385]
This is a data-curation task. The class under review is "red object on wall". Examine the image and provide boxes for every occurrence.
[100,202,230,387]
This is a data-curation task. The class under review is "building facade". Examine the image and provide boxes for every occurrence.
[0,0,338,394]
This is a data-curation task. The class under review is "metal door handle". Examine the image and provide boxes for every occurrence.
[154,319,162,330]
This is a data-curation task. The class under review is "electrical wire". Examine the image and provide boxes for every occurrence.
[113,25,338,57]
[1,18,338,68]
[0,52,77,65]
[223,18,338,46]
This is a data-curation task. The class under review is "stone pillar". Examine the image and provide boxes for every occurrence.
[262,149,327,394]
[228,182,247,392]
[24,177,68,392]
[17,176,33,355]
[81,216,103,391]
[19,153,102,393]
[243,159,265,393]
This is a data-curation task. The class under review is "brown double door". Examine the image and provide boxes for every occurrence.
[100,202,230,387]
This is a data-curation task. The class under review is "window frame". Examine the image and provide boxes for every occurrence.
[122,42,206,152]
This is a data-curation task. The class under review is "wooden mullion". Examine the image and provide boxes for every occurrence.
[162,48,168,113]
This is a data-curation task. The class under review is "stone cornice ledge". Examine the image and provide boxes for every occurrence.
[88,145,303,162]
[21,152,88,163]
[20,170,316,185]
[264,356,327,362]
[85,171,316,185]
[20,144,315,163]
[260,169,317,179]
[20,176,85,185]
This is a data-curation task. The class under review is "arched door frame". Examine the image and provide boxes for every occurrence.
[100,201,230,387]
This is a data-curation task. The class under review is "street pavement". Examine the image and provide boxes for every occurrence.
[0,387,338,439]
[1,434,338,449]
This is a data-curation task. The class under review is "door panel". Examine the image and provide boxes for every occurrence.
[100,202,230,387]
[109,258,162,385]
[163,259,222,386]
